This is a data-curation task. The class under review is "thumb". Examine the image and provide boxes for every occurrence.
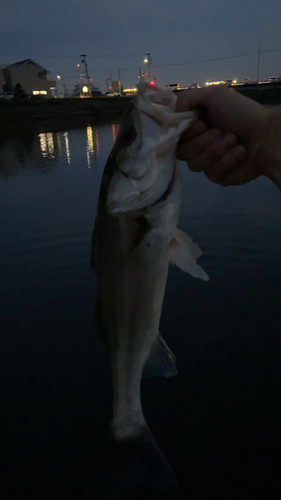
[175,88,212,113]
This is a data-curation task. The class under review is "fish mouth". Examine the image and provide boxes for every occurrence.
[106,84,196,215]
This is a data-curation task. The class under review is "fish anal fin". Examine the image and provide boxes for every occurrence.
[142,334,178,379]
[169,228,209,281]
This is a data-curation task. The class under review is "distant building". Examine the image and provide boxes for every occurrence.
[111,80,121,93]
[0,65,6,91]
[2,59,56,97]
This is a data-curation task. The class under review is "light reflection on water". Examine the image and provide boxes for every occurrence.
[0,122,120,179]
[0,121,281,499]
[63,131,71,165]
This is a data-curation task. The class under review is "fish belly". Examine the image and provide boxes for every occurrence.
[100,213,171,439]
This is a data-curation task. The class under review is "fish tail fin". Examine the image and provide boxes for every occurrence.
[103,424,177,498]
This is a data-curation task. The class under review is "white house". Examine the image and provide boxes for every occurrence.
[2,59,56,97]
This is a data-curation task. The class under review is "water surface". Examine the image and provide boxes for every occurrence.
[1,122,281,499]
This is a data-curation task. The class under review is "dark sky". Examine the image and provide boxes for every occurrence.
[1,0,281,92]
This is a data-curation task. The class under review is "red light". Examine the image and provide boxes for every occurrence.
[150,81,155,85]
[90,78,93,81]
[109,86,112,89]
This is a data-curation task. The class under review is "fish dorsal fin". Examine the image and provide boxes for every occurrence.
[170,228,209,281]
[142,334,178,379]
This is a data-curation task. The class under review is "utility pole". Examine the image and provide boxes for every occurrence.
[256,42,262,83]
[106,78,110,91]
[118,68,121,94]
[144,53,152,79]
[80,54,92,96]
[79,73,83,97]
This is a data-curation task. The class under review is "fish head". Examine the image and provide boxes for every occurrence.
[106,83,196,215]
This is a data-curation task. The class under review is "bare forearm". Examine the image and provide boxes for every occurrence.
[263,110,281,189]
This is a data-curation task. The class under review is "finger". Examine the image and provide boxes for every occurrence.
[187,133,238,172]
[177,128,223,162]
[175,87,214,113]
[179,120,207,143]
[204,145,246,185]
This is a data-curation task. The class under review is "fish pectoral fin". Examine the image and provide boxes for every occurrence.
[142,334,178,379]
[169,228,209,281]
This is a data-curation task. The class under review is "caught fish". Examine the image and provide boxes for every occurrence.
[91,83,209,496]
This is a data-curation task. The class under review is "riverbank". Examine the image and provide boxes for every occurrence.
[0,96,131,133]
[235,86,281,105]
[1,86,281,133]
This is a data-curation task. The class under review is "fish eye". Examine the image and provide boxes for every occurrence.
[122,129,137,146]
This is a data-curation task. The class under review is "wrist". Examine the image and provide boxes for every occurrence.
[262,109,281,188]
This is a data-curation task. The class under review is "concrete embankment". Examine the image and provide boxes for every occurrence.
[0,86,280,133]
[0,96,132,132]
[234,85,281,105]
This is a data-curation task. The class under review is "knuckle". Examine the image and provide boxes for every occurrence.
[192,132,212,152]
[208,136,236,160]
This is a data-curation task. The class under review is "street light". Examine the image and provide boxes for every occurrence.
[56,75,61,98]
[144,53,152,78]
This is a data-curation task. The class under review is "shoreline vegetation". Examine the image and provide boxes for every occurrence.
[0,87,281,134]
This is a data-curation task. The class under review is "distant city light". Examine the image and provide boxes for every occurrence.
[57,75,61,80]
[82,86,88,92]
[144,58,148,63]
[123,88,138,95]
[206,80,225,86]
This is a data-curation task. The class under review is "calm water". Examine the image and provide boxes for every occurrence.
[1,122,281,500]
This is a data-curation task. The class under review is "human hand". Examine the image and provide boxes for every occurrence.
[176,85,276,186]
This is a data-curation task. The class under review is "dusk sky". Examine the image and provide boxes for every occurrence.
[1,0,281,93]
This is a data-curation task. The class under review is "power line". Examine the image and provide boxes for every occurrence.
[61,73,82,80]
[1,47,281,68]
[86,48,281,73]
[33,47,281,80]
[0,52,144,58]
